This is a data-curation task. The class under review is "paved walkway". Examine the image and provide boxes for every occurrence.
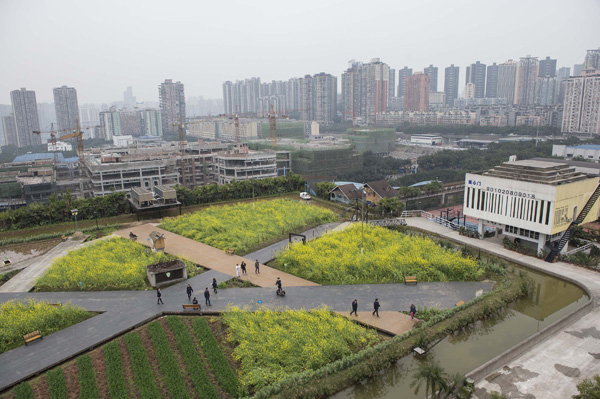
[0,237,87,293]
[0,278,489,391]
[114,224,320,287]
[405,217,600,399]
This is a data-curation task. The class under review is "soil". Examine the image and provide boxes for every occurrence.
[137,325,169,397]
[0,239,61,264]
[181,317,229,399]
[89,347,110,399]
[157,317,197,397]
[31,375,49,399]
[116,337,139,398]
[62,362,80,399]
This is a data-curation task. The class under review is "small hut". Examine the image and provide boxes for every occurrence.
[149,231,166,252]
[146,259,187,287]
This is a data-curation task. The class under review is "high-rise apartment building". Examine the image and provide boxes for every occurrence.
[486,63,499,98]
[222,78,261,115]
[424,65,438,92]
[444,64,460,106]
[497,60,518,104]
[535,76,559,106]
[53,85,80,132]
[159,79,186,133]
[388,68,396,103]
[123,86,136,109]
[10,88,41,147]
[308,73,337,124]
[562,69,600,135]
[465,61,486,98]
[515,56,539,106]
[557,67,572,104]
[539,57,557,78]
[99,108,121,140]
[583,48,600,70]
[342,59,390,124]
[397,67,413,98]
[2,115,18,146]
[558,67,571,80]
[404,72,430,112]
[139,109,162,136]
[574,64,584,77]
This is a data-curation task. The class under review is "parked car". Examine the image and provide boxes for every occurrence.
[300,192,311,200]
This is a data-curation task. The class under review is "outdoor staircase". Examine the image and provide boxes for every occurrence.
[545,183,600,262]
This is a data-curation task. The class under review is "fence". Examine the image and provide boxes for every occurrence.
[401,210,477,232]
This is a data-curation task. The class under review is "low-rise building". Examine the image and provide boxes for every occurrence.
[215,150,278,184]
[552,144,600,162]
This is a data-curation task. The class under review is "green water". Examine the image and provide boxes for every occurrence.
[331,265,588,399]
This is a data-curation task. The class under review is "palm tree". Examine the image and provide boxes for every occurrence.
[411,360,448,399]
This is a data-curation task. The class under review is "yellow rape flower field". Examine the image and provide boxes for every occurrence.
[276,224,484,284]
[0,299,92,353]
[222,307,379,391]
[159,199,337,253]
[36,237,200,291]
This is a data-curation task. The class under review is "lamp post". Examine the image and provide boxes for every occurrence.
[361,189,366,255]
[71,209,79,231]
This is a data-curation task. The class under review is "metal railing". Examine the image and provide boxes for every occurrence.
[564,241,595,257]
[401,210,476,232]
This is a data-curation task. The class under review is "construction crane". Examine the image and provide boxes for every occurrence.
[171,119,205,188]
[217,105,242,144]
[59,120,85,177]
[267,104,288,149]
[32,123,73,167]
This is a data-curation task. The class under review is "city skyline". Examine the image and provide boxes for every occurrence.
[0,0,598,104]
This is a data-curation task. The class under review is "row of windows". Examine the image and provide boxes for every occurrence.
[466,187,551,225]
[505,225,540,239]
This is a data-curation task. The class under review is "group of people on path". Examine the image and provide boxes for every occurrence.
[157,278,219,306]
[236,260,260,277]
[350,299,418,320]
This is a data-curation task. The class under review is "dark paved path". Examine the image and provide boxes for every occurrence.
[0,276,492,391]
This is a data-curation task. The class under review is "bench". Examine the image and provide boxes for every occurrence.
[61,235,67,242]
[226,248,235,255]
[23,330,43,345]
[182,304,201,311]
[404,276,418,285]
[455,300,465,307]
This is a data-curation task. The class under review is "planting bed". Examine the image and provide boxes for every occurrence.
[35,237,203,291]
[159,199,337,253]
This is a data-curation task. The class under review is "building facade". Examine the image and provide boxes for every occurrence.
[342,59,390,124]
[215,151,277,184]
[486,63,499,98]
[539,57,557,78]
[562,69,600,135]
[497,60,518,104]
[2,115,18,147]
[584,48,600,70]
[466,61,487,98]
[53,85,80,132]
[159,79,186,133]
[535,76,559,106]
[424,64,438,92]
[464,159,600,253]
[10,88,41,147]
[404,73,430,112]
[444,64,460,106]
[397,67,413,98]
[516,56,539,106]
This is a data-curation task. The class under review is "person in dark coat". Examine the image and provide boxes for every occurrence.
[192,297,198,305]
[241,261,247,275]
[204,287,211,306]
[350,299,358,316]
[186,284,193,300]
[157,288,163,304]
[410,304,417,320]
[255,259,260,274]
[372,298,380,317]
[212,278,218,294]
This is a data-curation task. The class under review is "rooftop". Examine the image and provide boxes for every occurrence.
[475,159,590,185]
[569,144,600,151]
[12,153,66,163]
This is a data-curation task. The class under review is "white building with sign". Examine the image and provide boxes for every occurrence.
[464,159,600,253]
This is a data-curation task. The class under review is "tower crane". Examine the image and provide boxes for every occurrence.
[267,104,288,149]
[171,119,205,188]
[59,120,85,177]
[32,123,73,167]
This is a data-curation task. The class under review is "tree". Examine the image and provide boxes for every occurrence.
[411,360,448,399]
[314,181,336,199]
[377,196,405,217]
[573,375,600,399]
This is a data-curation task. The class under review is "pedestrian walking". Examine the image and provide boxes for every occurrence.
[350,299,358,316]
[241,261,247,275]
[157,288,163,305]
[212,278,218,294]
[186,284,193,301]
[235,263,241,277]
[372,298,380,317]
[410,304,417,320]
[204,287,211,306]
[255,259,260,274]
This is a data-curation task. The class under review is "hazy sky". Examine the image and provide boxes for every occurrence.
[1,0,599,105]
